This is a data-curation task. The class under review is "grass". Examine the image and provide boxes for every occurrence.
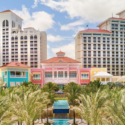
[55,97,67,100]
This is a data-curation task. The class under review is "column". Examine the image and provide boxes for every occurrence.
[63,71,65,78]
[105,77,106,84]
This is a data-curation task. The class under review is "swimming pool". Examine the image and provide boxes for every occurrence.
[51,119,71,125]
[53,100,69,109]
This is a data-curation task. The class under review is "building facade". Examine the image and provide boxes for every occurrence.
[0,62,30,87]
[0,10,47,68]
[31,51,111,87]
[75,10,125,76]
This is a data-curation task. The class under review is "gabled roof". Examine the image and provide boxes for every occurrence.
[97,17,125,27]
[41,57,80,63]
[0,62,30,68]
[80,29,111,33]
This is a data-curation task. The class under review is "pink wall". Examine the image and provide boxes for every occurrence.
[31,69,43,87]
[79,68,91,85]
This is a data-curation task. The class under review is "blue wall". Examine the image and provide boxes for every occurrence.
[2,71,29,87]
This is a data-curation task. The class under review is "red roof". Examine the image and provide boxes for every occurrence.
[80,29,111,33]
[0,62,30,68]
[41,57,80,63]
[97,17,125,27]
[0,10,12,13]
[56,51,65,54]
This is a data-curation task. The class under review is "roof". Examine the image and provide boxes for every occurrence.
[97,17,125,27]
[56,51,65,54]
[41,57,80,63]
[80,29,111,33]
[0,10,23,20]
[94,71,113,77]
[116,10,125,15]
[0,62,30,68]
[0,10,11,13]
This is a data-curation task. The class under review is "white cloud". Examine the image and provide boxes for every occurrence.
[12,5,55,31]
[52,42,75,59]
[61,19,84,31]
[40,0,125,22]
[47,34,64,42]
[47,45,50,48]
[48,34,73,42]
[32,0,40,8]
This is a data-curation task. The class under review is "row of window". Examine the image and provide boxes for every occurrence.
[45,71,77,78]
[11,36,37,40]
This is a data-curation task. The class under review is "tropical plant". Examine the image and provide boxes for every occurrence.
[10,89,49,125]
[64,82,82,125]
[74,89,110,125]
[42,82,59,124]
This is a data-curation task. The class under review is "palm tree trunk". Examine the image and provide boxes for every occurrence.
[73,110,75,124]
[47,104,49,123]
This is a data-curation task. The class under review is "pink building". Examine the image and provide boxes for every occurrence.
[31,51,91,87]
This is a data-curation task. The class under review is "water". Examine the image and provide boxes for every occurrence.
[53,100,69,109]
[51,119,71,125]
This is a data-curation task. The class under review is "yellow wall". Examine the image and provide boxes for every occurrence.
[91,68,107,81]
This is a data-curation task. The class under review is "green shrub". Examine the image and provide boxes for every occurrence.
[44,123,51,125]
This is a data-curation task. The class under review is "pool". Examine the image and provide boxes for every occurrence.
[53,100,69,109]
[53,100,69,113]
[51,119,71,125]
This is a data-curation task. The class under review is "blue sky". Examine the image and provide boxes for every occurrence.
[0,0,124,59]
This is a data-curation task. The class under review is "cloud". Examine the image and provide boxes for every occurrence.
[12,5,55,31]
[47,34,64,42]
[40,0,125,22]
[52,42,75,59]
[32,0,40,8]
[47,34,73,42]
[47,45,50,48]
[61,19,84,31]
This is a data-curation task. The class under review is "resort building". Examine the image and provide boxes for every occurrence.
[75,10,125,76]
[0,10,47,68]
[0,62,30,87]
[31,51,112,87]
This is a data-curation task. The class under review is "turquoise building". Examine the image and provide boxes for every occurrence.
[0,62,30,87]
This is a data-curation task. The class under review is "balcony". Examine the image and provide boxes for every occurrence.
[10,75,26,78]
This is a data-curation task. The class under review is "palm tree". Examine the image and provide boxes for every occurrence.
[42,82,59,124]
[74,89,110,125]
[10,89,49,125]
[64,82,82,125]
[106,89,125,125]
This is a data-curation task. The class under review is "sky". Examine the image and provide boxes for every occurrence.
[0,0,125,59]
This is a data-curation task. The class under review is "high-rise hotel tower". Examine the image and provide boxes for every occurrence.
[0,10,47,68]
[75,10,125,76]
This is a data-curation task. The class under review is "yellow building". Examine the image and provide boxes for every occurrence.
[91,68,107,81]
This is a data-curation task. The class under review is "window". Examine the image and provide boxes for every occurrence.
[10,71,26,78]
[5,71,7,78]
[58,71,63,78]
[69,71,77,78]
[10,82,15,87]
[45,72,52,78]
[54,71,57,78]
[33,74,40,79]
[59,59,63,62]
[81,73,89,79]
[65,71,67,78]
